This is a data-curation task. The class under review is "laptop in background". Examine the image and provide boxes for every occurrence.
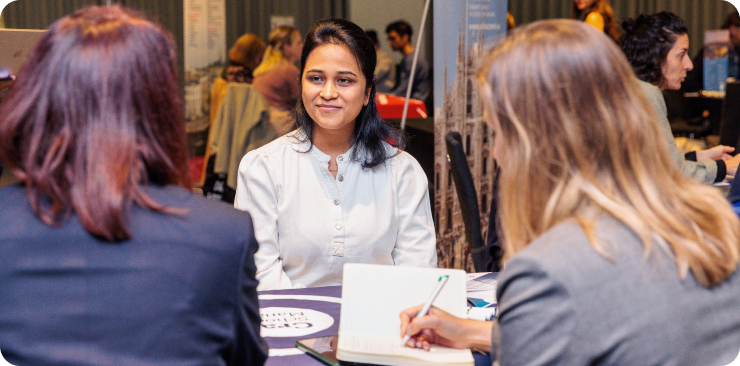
[0,29,45,76]
[718,81,740,152]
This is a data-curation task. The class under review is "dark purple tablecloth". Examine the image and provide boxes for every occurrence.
[258,286,492,366]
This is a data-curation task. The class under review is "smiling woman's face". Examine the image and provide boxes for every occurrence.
[302,44,370,135]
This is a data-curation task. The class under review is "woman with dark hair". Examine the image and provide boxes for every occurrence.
[0,6,266,365]
[621,12,740,184]
[571,0,620,41]
[235,18,437,290]
[399,19,740,366]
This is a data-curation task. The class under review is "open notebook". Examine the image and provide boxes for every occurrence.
[337,264,474,366]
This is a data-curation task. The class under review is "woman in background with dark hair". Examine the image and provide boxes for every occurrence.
[621,12,740,184]
[0,6,266,365]
[571,0,620,41]
[236,18,437,290]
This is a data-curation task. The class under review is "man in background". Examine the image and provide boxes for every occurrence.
[683,10,740,92]
[385,20,430,102]
[366,30,396,94]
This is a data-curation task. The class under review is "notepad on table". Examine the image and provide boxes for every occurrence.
[337,263,474,366]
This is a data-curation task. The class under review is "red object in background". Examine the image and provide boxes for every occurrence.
[375,94,428,119]
[188,155,205,185]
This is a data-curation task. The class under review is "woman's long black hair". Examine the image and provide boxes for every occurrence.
[294,18,405,169]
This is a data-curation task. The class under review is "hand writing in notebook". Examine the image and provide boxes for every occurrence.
[399,305,494,351]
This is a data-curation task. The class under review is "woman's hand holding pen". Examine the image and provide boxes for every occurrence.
[399,305,493,351]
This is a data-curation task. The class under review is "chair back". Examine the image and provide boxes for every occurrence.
[445,131,487,272]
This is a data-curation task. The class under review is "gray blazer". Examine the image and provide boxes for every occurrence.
[639,79,720,184]
[491,217,740,366]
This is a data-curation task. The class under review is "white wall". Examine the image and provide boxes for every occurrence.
[348,0,430,65]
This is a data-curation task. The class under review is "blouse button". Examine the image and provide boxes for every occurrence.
[335,224,342,230]
[337,156,344,162]
[334,199,340,205]
[338,175,344,182]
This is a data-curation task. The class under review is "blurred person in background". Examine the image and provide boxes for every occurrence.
[386,20,430,101]
[224,33,266,83]
[253,25,303,136]
[365,29,395,93]
[572,0,620,41]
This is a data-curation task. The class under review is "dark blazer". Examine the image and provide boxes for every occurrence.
[0,184,268,366]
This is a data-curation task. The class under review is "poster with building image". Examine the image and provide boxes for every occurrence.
[184,0,226,157]
[704,29,731,92]
[433,0,506,272]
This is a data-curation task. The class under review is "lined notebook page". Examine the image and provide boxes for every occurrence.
[339,264,467,336]
[338,334,473,363]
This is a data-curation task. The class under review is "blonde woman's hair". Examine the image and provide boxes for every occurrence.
[228,33,266,71]
[253,25,298,77]
[477,19,740,287]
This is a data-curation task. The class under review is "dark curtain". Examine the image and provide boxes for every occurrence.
[508,0,736,57]
[2,0,346,88]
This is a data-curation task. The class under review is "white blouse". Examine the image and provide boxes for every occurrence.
[235,131,437,290]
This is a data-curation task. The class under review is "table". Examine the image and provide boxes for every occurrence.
[258,286,492,366]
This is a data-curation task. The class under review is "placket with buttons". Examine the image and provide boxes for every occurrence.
[331,154,348,257]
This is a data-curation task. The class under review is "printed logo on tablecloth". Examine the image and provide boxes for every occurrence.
[260,307,334,337]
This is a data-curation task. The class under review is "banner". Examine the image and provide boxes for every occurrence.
[184,0,226,156]
[433,0,506,271]
[704,29,731,92]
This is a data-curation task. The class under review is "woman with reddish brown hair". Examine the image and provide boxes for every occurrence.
[0,5,266,365]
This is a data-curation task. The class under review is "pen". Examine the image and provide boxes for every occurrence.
[402,275,450,346]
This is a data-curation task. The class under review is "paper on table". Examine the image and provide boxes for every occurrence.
[340,264,468,336]
[338,264,473,364]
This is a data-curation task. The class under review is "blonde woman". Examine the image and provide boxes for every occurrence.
[572,0,620,41]
[400,19,740,365]
[253,25,303,135]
